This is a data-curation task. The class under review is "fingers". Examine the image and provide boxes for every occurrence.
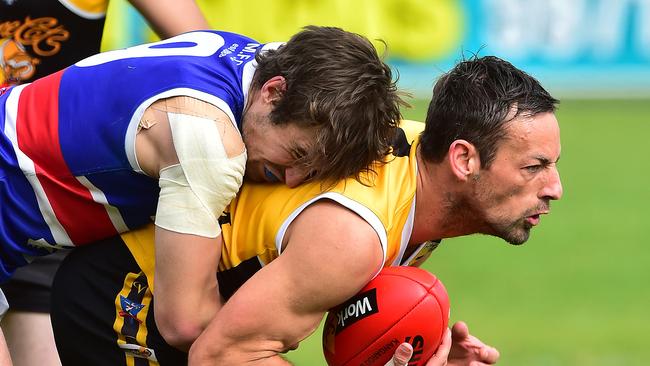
[426,328,451,366]
[478,344,500,364]
[451,321,469,342]
[386,343,413,366]
[449,320,500,365]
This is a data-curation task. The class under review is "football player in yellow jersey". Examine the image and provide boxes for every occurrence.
[191,55,562,365]
[50,55,562,366]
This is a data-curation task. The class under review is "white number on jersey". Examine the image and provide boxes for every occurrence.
[76,32,225,67]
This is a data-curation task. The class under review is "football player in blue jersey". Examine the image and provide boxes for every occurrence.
[0,2,210,365]
[0,23,403,363]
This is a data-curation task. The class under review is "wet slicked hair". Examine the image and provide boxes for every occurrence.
[252,25,405,183]
[420,55,559,168]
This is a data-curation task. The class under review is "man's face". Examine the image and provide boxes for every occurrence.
[241,109,315,188]
[470,112,563,244]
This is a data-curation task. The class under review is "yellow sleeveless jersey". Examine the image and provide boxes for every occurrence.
[121,120,439,296]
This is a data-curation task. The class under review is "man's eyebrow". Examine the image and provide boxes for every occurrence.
[533,155,561,165]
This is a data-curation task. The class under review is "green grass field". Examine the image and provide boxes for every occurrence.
[286,98,650,365]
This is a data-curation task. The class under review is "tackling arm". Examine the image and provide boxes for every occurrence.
[188,200,385,365]
[136,96,246,350]
[153,228,222,350]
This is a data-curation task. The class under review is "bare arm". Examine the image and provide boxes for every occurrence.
[128,0,210,39]
[136,97,245,349]
[188,200,385,365]
[154,228,222,350]
[0,328,12,366]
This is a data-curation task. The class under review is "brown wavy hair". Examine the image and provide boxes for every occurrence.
[252,25,405,184]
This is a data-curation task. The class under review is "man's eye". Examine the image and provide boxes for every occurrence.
[264,166,282,183]
[524,165,542,173]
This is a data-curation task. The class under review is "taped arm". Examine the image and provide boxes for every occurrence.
[136,96,246,349]
[188,200,384,365]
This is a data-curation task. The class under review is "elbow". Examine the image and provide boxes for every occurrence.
[188,333,235,365]
[155,311,205,350]
[188,341,224,365]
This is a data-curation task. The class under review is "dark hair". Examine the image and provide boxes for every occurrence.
[252,25,405,183]
[419,55,559,168]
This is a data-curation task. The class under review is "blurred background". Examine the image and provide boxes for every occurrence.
[104,1,650,365]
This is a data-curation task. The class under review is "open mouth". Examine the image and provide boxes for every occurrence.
[525,214,540,226]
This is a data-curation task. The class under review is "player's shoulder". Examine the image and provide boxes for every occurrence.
[290,199,379,245]
[284,199,383,277]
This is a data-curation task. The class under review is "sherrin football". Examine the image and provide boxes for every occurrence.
[322,266,449,366]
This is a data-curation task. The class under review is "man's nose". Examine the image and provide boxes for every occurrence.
[541,166,563,201]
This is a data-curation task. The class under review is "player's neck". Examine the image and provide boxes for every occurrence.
[410,149,477,243]
[410,149,447,243]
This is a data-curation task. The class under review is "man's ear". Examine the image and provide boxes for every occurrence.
[447,140,480,181]
[260,76,286,104]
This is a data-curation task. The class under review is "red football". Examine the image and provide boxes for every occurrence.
[322,266,449,366]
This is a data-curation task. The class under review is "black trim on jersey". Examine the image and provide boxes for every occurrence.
[218,213,231,226]
[391,127,412,157]
[121,273,149,347]
[51,237,188,366]
[217,257,263,301]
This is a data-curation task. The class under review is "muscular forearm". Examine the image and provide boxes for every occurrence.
[154,227,223,350]
[186,202,384,364]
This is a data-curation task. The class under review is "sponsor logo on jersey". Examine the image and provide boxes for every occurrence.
[118,295,145,324]
[219,43,239,58]
[334,288,378,334]
[229,42,260,65]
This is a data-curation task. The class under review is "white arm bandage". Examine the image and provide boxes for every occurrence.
[155,112,246,238]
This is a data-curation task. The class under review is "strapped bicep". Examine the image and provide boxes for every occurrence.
[153,97,247,238]
[159,96,245,158]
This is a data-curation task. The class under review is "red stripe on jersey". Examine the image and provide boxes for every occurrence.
[16,70,119,245]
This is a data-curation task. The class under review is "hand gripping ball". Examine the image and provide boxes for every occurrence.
[322,266,449,366]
